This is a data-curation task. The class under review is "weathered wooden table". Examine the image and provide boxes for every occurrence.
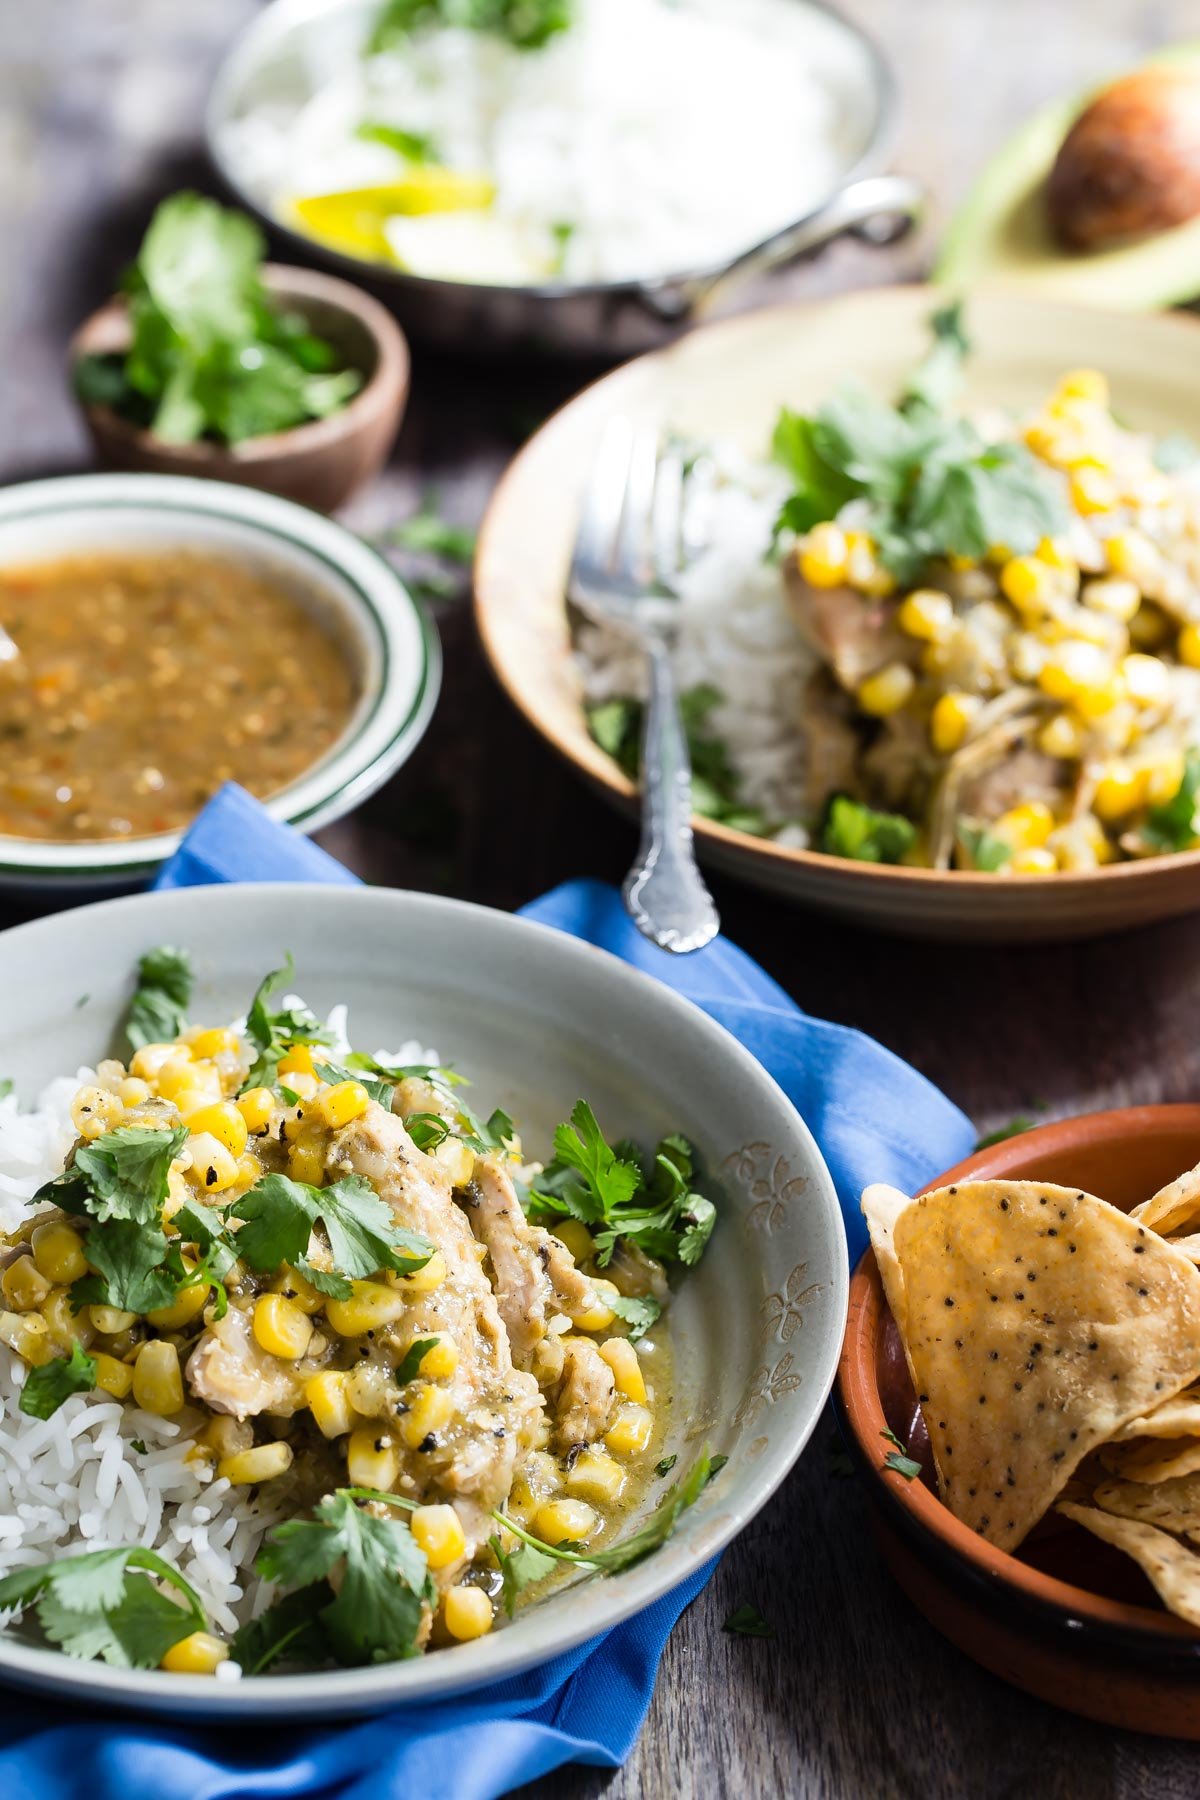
[5,1,1200,1791]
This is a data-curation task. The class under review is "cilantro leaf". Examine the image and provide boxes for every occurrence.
[124,946,192,1051]
[901,298,969,414]
[356,119,439,163]
[230,1173,433,1284]
[388,494,477,563]
[394,1337,440,1386]
[19,1342,97,1419]
[314,1061,394,1108]
[489,1533,558,1616]
[404,1113,452,1153]
[974,1116,1035,1150]
[957,822,1013,872]
[585,685,773,836]
[723,1603,773,1638]
[820,796,916,865]
[881,1427,922,1480]
[37,1125,188,1226]
[71,1221,179,1316]
[230,1581,334,1675]
[370,0,572,55]
[607,1294,661,1341]
[548,1102,641,1223]
[347,1054,468,1092]
[771,406,862,534]
[654,1455,677,1479]
[0,1546,205,1669]
[1142,748,1200,853]
[243,956,334,1088]
[527,1112,715,1270]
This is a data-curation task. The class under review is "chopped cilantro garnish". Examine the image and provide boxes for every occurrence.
[394,1337,440,1386]
[654,1455,677,1479]
[489,1533,559,1615]
[586,686,773,836]
[229,1173,433,1297]
[0,1079,13,1101]
[607,1293,661,1341]
[355,119,439,163]
[881,1427,922,1480]
[123,946,192,1052]
[369,0,572,54]
[387,493,477,564]
[1142,749,1200,854]
[975,1116,1035,1150]
[821,796,916,865]
[314,1061,395,1108]
[723,1603,773,1638]
[242,955,334,1088]
[957,822,1014,873]
[19,1343,97,1420]
[0,1546,205,1668]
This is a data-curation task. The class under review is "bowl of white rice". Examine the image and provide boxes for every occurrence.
[0,881,845,1715]
[206,0,919,356]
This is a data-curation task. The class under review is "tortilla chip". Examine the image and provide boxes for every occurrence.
[1132,1160,1200,1237]
[890,1180,1200,1551]
[1100,1437,1200,1485]
[1094,1470,1200,1543]
[861,1183,912,1335]
[1167,1233,1200,1265]
[1058,1502,1200,1627]
[1110,1385,1200,1442]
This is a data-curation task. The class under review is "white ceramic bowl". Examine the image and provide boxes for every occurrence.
[0,882,846,1717]
[0,474,440,887]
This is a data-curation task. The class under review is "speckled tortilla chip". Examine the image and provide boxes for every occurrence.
[1100,1437,1200,1485]
[1058,1502,1200,1627]
[1111,1386,1200,1442]
[862,1183,911,1336]
[1133,1161,1200,1237]
[1166,1233,1200,1265]
[891,1180,1200,1551]
[1094,1470,1200,1543]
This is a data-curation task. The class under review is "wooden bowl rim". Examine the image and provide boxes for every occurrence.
[838,1102,1200,1646]
[68,262,410,468]
[474,285,1200,898]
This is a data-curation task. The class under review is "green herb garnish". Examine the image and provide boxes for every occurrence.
[723,1603,773,1638]
[224,1173,433,1299]
[0,1546,206,1668]
[586,685,772,836]
[388,495,477,564]
[820,796,916,865]
[1142,749,1200,854]
[19,1343,97,1420]
[607,1293,662,1341]
[975,1116,1035,1150]
[369,0,572,55]
[957,822,1014,872]
[242,954,335,1089]
[356,119,440,163]
[881,1427,922,1481]
[123,946,192,1052]
[73,193,361,448]
[393,1337,441,1386]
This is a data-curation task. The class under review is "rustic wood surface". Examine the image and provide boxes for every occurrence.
[4,1,1200,1793]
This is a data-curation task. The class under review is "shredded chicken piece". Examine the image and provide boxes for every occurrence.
[552,1336,615,1453]
[783,562,911,689]
[460,1156,599,1368]
[187,1301,330,1420]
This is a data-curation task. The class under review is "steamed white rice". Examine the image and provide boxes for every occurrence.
[0,1006,435,1657]
[575,445,816,842]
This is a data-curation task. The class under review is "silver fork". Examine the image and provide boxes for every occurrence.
[569,415,720,954]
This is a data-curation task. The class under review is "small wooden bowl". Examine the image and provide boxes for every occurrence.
[69,265,410,513]
[837,1107,1200,1739]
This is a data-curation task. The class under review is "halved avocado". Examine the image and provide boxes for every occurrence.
[936,42,1200,308]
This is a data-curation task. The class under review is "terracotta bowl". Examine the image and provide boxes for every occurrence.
[69,264,410,513]
[837,1106,1200,1738]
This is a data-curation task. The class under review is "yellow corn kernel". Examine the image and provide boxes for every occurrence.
[306,1369,356,1438]
[533,1497,597,1547]
[70,1085,123,1141]
[1084,576,1140,623]
[1009,847,1058,874]
[93,1352,134,1399]
[41,1287,93,1352]
[146,1273,209,1332]
[992,801,1055,852]
[89,1305,136,1335]
[929,691,981,756]
[316,1080,371,1130]
[999,555,1055,616]
[1037,712,1085,761]
[855,663,915,718]
[443,1585,494,1641]
[1037,640,1113,706]
[797,522,848,589]
[411,1503,467,1569]
[565,1448,626,1507]
[160,1630,229,1675]
[1093,760,1144,822]
[132,1340,184,1417]
[570,1279,620,1333]
[1180,623,1200,668]
[0,1310,53,1366]
[287,1136,326,1186]
[118,1077,151,1108]
[186,1101,248,1158]
[277,1043,316,1079]
[1142,748,1187,807]
[272,1265,326,1314]
[251,1294,313,1361]
[236,1087,275,1135]
[1056,368,1109,407]
[2,1258,51,1313]
[431,1136,476,1188]
[1121,653,1170,709]
[1107,529,1160,589]
[191,1028,240,1060]
[156,1056,206,1104]
[185,1132,239,1194]
[1070,467,1118,515]
[130,1042,189,1082]
[325,1280,408,1337]
[606,1402,655,1458]
[347,1427,399,1489]
[346,1362,392,1418]
[1037,537,1076,574]
[398,1383,455,1449]
[897,588,955,643]
[553,1221,593,1266]
[217,1441,294,1484]
[597,1337,647,1404]
[418,1336,459,1380]
[395,1249,447,1296]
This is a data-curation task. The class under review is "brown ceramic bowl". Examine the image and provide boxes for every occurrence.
[837,1106,1200,1739]
[69,264,409,513]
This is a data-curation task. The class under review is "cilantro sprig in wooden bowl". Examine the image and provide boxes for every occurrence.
[70,192,410,513]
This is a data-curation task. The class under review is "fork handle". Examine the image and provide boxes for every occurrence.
[622,637,720,954]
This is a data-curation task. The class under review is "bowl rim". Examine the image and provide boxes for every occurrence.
[0,879,848,1714]
[69,262,411,469]
[204,0,899,303]
[473,284,1200,897]
[0,473,440,878]
[837,1103,1200,1653]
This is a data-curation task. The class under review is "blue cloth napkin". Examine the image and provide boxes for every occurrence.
[0,786,974,1800]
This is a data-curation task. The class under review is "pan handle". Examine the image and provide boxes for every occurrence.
[636,174,926,324]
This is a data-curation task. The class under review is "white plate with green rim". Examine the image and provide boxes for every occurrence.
[0,474,440,888]
[0,882,846,1716]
